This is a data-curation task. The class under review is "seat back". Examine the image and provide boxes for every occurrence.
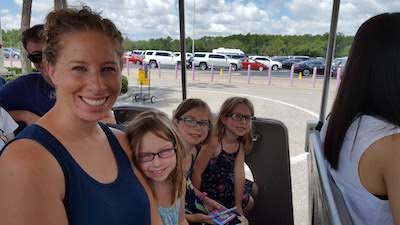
[245,118,294,225]
[112,105,155,130]
[307,127,354,225]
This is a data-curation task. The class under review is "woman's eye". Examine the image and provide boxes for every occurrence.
[72,66,86,72]
[102,67,117,72]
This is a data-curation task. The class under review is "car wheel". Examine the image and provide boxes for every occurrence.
[199,62,208,71]
[150,96,156,103]
[303,69,311,76]
[272,65,278,71]
[258,66,264,72]
[135,60,141,65]
[150,61,158,69]
[231,64,238,71]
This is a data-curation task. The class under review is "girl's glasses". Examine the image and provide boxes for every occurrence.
[138,148,176,162]
[178,116,210,129]
[228,113,256,122]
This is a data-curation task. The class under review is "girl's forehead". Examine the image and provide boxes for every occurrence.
[184,107,210,118]
[231,103,251,113]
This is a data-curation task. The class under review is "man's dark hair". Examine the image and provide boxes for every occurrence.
[22,24,44,50]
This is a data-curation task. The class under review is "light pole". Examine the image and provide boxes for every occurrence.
[192,0,195,55]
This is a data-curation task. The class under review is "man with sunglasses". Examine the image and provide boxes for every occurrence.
[0,24,56,131]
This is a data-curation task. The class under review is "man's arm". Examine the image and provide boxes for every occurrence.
[8,110,40,125]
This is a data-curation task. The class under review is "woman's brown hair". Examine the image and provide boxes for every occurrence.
[42,6,124,66]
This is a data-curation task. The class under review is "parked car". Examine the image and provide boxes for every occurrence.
[143,50,177,68]
[131,50,145,57]
[2,48,20,59]
[192,52,241,71]
[271,56,290,63]
[122,53,143,64]
[281,56,310,69]
[241,58,269,71]
[331,57,347,77]
[293,59,325,76]
[173,52,193,68]
[249,55,282,71]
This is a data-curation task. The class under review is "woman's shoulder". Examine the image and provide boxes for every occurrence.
[0,138,64,188]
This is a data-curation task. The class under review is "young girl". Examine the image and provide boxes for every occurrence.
[173,99,218,224]
[127,110,187,225]
[193,97,256,216]
[174,99,248,225]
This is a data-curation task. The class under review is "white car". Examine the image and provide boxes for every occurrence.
[249,55,282,71]
[143,50,177,68]
[193,52,241,71]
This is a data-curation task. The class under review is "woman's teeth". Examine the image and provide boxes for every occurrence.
[81,97,107,106]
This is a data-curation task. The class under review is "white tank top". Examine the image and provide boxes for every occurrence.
[321,115,398,225]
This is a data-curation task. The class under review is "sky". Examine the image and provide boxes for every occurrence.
[1,0,399,40]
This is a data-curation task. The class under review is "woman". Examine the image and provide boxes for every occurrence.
[322,13,400,225]
[0,7,162,225]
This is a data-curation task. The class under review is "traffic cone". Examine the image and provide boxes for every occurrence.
[298,72,302,80]
[219,68,223,76]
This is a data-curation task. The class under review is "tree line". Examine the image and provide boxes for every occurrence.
[2,29,353,57]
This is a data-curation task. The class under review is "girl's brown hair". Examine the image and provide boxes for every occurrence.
[126,110,185,202]
[216,97,254,154]
[42,6,124,66]
[173,98,213,144]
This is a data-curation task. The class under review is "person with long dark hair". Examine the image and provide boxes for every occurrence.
[322,13,400,225]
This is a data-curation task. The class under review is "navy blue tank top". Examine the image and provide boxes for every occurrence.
[9,123,151,225]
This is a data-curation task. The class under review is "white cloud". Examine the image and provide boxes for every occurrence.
[0,9,20,31]
[2,0,400,40]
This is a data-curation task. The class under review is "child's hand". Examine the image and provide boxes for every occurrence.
[193,213,216,224]
[204,197,224,211]
[235,204,244,215]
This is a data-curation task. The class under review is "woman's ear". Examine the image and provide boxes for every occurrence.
[45,62,57,86]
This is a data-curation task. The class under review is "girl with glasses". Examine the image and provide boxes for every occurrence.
[173,98,227,224]
[193,97,257,217]
[127,110,187,225]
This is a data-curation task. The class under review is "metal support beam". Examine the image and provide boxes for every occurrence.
[178,0,187,100]
[55,0,68,10]
[318,0,341,126]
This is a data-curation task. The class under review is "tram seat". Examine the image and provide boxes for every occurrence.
[307,123,354,225]
[112,105,155,130]
[245,118,294,225]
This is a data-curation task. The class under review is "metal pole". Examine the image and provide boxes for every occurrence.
[318,0,340,127]
[192,0,195,55]
[0,17,8,74]
[179,0,187,100]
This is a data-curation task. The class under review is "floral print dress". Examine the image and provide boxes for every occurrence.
[200,143,253,209]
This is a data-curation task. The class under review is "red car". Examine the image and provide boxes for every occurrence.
[123,54,143,64]
[241,58,269,71]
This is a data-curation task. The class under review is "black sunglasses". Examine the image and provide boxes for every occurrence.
[27,52,42,63]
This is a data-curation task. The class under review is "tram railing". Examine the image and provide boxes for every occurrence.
[306,121,354,225]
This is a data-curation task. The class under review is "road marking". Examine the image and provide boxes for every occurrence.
[290,153,309,164]
[189,89,319,118]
